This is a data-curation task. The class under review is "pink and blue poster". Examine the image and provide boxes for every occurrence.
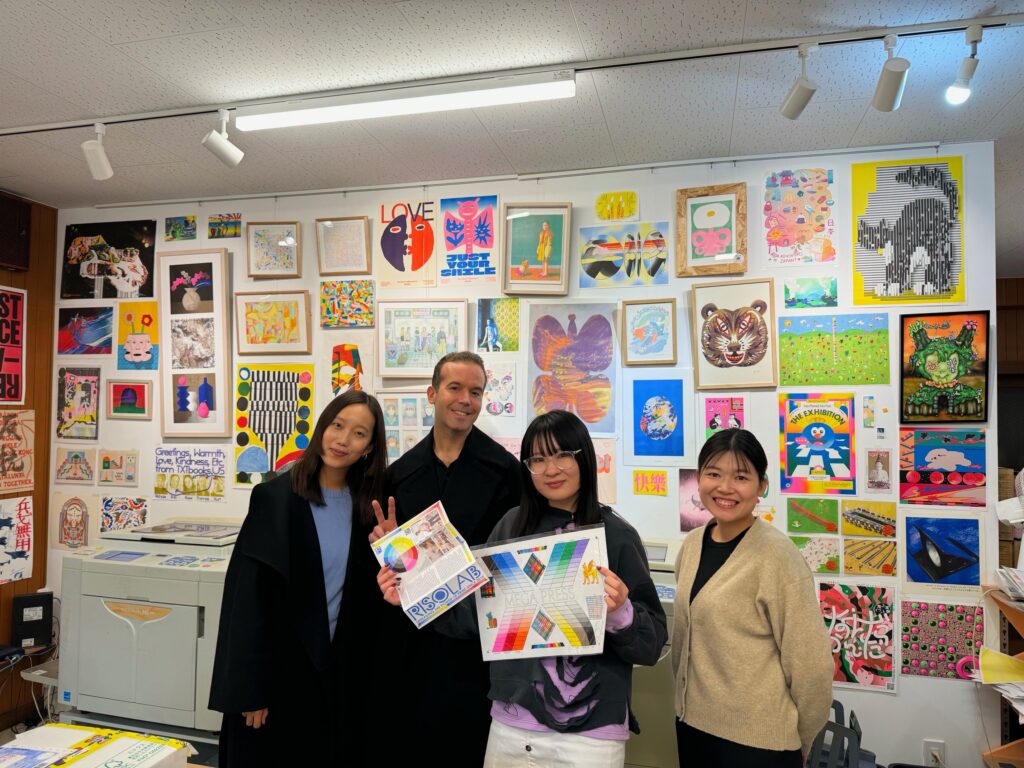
[779,392,855,495]
[439,195,497,283]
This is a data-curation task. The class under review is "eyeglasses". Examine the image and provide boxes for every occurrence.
[523,449,582,474]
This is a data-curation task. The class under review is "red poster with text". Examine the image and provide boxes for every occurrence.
[0,286,25,404]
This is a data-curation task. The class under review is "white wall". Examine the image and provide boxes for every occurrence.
[49,140,999,766]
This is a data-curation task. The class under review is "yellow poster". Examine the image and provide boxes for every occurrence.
[851,156,965,305]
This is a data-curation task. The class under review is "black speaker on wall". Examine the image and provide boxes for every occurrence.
[0,194,30,271]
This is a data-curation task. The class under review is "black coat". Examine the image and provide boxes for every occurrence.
[382,426,522,765]
[209,473,378,766]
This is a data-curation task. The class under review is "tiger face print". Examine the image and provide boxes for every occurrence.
[700,301,768,368]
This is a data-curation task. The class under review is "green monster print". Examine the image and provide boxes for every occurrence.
[905,318,983,418]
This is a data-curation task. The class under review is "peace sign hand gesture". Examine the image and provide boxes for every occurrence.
[368,496,397,543]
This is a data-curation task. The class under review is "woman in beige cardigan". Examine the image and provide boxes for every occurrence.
[672,428,833,767]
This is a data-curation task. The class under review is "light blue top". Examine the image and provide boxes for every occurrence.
[310,487,353,640]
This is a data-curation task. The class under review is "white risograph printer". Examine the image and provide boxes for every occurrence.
[58,519,239,732]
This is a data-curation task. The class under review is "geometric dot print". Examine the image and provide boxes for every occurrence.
[900,600,983,681]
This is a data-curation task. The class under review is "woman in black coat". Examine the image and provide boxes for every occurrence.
[209,389,388,766]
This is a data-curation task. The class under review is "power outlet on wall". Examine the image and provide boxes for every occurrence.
[923,738,946,766]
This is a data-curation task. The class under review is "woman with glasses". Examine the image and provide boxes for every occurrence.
[378,409,667,768]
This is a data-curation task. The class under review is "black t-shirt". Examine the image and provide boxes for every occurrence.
[689,523,751,604]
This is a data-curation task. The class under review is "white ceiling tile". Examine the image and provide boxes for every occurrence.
[0,68,89,128]
[730,99,868,155]
[28,124,185,167]
[38,0,242,44]
[364,112,515,180]
[591,59,736,164]
[0,1,197,115]
[915,0,1024,23]
[849,27,1024,146]
[393,0,586,70]
[568,0,747,58]
[735,43,882,110]
[743,0,924,40]
[496,121,618,173]
[985,85,1024,139]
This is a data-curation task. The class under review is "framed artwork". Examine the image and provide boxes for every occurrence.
[0,286,26,404]
[61,220,156,299]
[57,306,113,356]
[378,300,467,378]
[578,221,669,289]
[675,183,746,276]
[105,379,152,420]
[477,297,520,353]
[234,363,315,486]
[691,277,776,390]
[439,194,498,285]
[246,221,301,278]
[56,367,100,440]
[158,248,231,438]
[622,369,694,467]
[501,202,572,295]
[899,311,988,423]
[779,312,889,387]
[116,300,158,370]
[55,446,97,485]
[235,290,311,355]
[779,392,856,496]
[320,280,375,328]
[852,157,965,305]
[528,302,616,433]
[316,216,371,276]
[763,168,836,266]
[622,298,676,366]
[377,200,437,288]
[898,427,986,507]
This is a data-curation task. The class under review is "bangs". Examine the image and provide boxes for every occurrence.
[701,449,757,476]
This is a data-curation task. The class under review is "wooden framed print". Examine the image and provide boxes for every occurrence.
[316,216,371,276]
[158,248,231,437]
[378,300,467,378]
[691,277,776,390]
[246,221,301,278]
[622,298,677,366]
[234,290,311,355]
[501,202,571,295]
[105,379,152,420]
[899,310,989,423]
[676,182,747,276]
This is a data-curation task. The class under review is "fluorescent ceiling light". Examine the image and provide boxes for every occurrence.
[780,44,818,120]
[81,123,113,181]
[945,25,982,106]
[235,70,576,131]
[872,34,910,112]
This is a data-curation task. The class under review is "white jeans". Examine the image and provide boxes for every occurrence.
[483,718,627,768]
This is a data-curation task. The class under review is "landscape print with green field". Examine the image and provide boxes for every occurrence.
[779,313,889,386]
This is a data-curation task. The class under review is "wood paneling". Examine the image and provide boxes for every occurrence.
[0,194,56,729]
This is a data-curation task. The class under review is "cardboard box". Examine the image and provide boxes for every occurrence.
[984,736,1024,767]
[7,723,191,767]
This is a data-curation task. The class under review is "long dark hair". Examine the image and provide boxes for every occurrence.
[290,390,387,525]
[512,410,601,537]
[698,428,768,480]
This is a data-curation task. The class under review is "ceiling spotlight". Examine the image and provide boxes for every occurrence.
[946,25,982,106]
[871,34,910,112]
[81,123,113,181]
[780,44,819,120]
[202,108,244,167]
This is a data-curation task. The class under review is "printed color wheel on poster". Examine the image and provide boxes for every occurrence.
[384,537,418,573]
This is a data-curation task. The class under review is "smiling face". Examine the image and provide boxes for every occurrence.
[697,451,767,530]
[527,437,582,513]
[427,361,485,436]
[320,403,375,478]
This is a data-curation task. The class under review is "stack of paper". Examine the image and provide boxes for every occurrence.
[978,647,1024,722]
